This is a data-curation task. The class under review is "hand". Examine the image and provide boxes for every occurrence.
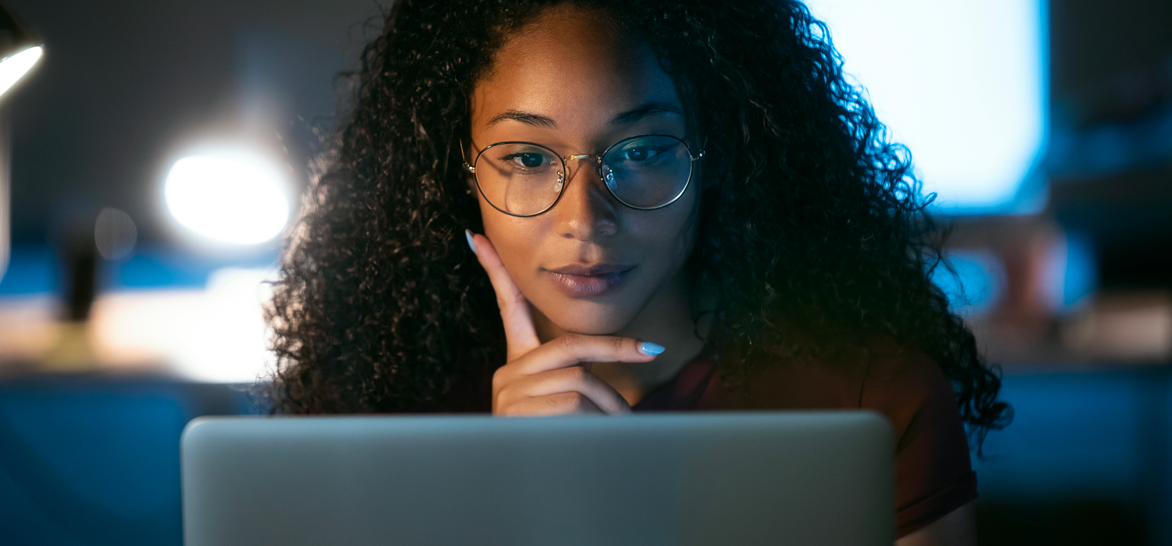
[466,230,664,416]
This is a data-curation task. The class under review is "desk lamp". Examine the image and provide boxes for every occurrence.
[0,3,41,285]
[0,4,42,99]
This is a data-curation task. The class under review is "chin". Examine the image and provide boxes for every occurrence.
[539,299,640,336]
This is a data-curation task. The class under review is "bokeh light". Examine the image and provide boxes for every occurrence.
[89,267,278,383]
[164,150,291,245]
[94,207,137,260]
[932,249,1007,316]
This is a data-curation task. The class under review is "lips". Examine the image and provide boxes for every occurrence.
[544,263,634,298]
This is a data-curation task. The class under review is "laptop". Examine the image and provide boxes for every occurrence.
[182,411,894,545]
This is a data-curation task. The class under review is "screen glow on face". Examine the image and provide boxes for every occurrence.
[804,0,1047,214]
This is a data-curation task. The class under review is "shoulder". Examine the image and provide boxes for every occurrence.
[855,337,963,450]
[703,336,977,537]
[855,337,977,537]
[707,336,958,416]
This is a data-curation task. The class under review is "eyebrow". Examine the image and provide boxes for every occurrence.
[487,110,558,128]
[609,101,684,125]
[485,101,684,128]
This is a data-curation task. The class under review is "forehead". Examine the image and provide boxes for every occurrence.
[471,6,682,131]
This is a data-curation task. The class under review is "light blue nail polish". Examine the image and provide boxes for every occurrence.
[640,342,665,356]
[465,229,477,255]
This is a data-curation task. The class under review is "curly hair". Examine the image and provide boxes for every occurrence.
[265,0,1011,444]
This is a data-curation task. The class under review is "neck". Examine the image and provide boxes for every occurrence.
[531,269,713,406]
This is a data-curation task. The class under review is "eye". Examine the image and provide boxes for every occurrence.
[623,147,660,161]
[501,152,549,169]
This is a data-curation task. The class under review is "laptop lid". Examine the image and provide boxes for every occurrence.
[182,411,894,546]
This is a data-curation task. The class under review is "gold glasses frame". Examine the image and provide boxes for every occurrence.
[461,134,706,218]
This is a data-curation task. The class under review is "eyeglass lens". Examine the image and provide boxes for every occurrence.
[474,135,693,216]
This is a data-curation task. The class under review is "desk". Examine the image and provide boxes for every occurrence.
[0,371,256,546]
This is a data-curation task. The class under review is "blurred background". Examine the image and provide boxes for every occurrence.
[0,0,1170,544]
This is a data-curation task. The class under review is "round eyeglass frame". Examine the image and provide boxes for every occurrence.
[462,134,705,218]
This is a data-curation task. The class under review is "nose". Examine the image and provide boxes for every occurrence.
[552,158,619,242]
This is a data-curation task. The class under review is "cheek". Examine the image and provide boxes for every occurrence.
[624,189,701,286]
[479,201,543,277]
[659,190,702,267]
[676,196,702,261]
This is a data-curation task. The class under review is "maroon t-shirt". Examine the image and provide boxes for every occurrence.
[631,337,977,538]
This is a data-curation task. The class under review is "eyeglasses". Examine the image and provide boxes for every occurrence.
[462,134,705,217]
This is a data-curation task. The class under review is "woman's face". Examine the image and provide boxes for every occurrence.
[469,6,701,336]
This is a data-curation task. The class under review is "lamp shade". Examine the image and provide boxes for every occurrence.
[0,3,42,99]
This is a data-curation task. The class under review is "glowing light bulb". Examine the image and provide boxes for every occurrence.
[0,46,42,98]
[164,151,291,245]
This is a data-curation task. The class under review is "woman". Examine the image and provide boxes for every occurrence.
[266,0,1011,542]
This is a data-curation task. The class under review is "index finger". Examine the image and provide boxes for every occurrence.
[514,333,662,376]
[467,230,541,358]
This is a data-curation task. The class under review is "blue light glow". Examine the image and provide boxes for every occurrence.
[1044,231,1098,313]
[804,0,1048,214]
[931,250,1006,316]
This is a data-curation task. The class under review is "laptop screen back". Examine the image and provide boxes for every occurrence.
[182,411,894,546]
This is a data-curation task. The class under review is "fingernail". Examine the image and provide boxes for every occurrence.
[465,229,477,255]
[639,342,665,356]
